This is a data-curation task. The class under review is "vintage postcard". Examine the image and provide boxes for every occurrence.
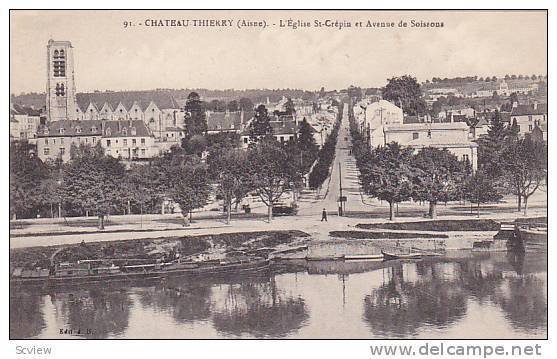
[9,9,547,342]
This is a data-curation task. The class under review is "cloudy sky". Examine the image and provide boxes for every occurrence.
[10,10,547,94]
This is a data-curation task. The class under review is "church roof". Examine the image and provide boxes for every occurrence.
[76,91,182,112]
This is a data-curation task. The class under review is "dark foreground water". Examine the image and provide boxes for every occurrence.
[10,251,547,339]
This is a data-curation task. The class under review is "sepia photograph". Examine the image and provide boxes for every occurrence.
[8,9,548,341]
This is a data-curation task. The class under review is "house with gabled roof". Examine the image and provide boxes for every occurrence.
[102,120,158,160]
[10,103,44,142]
[510,102,547,137]
[383,122,478,171]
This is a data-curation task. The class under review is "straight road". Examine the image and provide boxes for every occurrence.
[321,103,366,214]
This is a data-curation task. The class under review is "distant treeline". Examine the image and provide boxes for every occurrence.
[10,88,339,110]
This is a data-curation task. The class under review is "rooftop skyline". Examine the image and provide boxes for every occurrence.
[10,10,547,94]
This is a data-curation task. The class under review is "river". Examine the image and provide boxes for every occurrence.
[10,251,547,339]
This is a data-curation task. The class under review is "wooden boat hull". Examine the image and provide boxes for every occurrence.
[11,259,270,287]
[381,251,442,261]
[344,254,383,261]
[520,229,547,252]
[305,255,344,261]
[381,251,422,260]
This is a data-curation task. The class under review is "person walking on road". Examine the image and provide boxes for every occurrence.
[321,208,328,222]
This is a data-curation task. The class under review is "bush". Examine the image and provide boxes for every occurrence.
[308,112,342,189]
[330,230,448,239]
[356,219,500,232]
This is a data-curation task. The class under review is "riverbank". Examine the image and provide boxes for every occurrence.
[10,230,310,270]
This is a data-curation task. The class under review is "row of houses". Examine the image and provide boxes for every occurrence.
[438,102,547,140]
[35,119,170,163]
[9,104,44,142]
[424,79,543,100]
[353,99,548,171]
[29,98,332,163]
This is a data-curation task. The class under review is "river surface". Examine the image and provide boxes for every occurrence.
[10,251,547,339]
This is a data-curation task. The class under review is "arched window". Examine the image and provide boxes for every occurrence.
[53,50,59,58]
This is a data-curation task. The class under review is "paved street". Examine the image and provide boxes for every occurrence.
[10,100,547,250]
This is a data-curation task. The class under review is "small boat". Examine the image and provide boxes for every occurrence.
[305,255,344,261]
[381,251,424,260]
[344,254,383,261]
[519,225,547,252]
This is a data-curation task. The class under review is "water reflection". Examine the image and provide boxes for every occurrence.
[10,294,45,339]
[57,288,132,338]
[212,278,309,338]
[10,252,547,339]
[363,263,467,337]
[138,284,212,324]
[494,275,547,332]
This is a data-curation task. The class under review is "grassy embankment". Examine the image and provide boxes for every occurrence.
[10,230,309,270]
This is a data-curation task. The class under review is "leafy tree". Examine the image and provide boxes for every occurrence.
[284,97,296,115]
[227,100,239,112]
[207,99,227,112]
[248,139,299,222]
[382,75,427,116]
[412,148,464,218]
[347,85,363,101]
[308,117,341,189]
[207,146,251,224]
[37,177,63,218]
[168,157,211,225]
[10,142,51,219]
[183,92,207,139]
[464,170,502,217]
[297,118,318,154]
[239,97,254,112]
[478,110,511,178]
[183,134,208,156]
[248,104,273,144]
[359,142,415,220]
[126,163,166,215]
[60,143,126,229]
[206,132,241,149]
[501,136,547,215]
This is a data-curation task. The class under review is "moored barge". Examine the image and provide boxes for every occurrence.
[10,256,270,287]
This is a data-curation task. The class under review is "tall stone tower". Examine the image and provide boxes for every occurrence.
[46,40,77,122]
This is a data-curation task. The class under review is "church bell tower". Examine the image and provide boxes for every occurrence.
[46,40,77,122]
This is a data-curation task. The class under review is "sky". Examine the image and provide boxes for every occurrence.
[10,10,547,94]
